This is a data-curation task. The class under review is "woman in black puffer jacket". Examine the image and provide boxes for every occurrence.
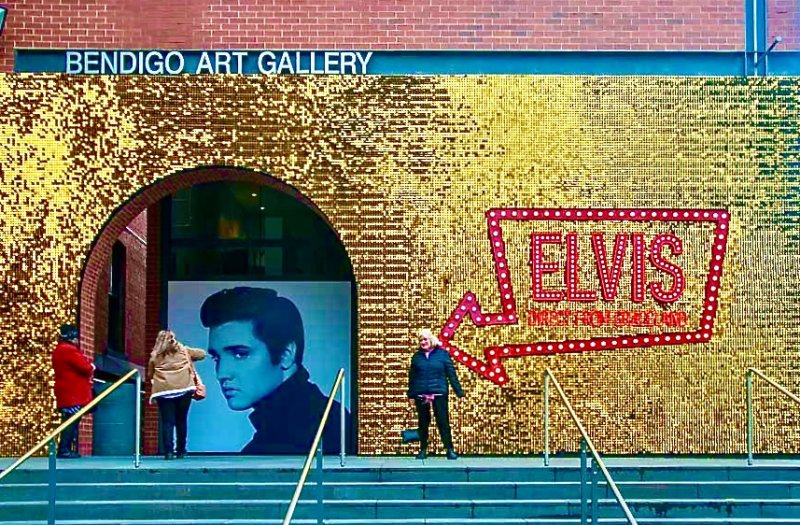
[408,329,465,460]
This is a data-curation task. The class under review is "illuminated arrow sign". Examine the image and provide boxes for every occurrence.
[438,208,730,386]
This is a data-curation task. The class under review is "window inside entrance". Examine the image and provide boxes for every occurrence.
[166,181,351,281]
[106,241,126,355]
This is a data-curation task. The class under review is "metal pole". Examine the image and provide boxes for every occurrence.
[283,369,344,525]
[591,462,599,523]
[744,0,754,75]
[340,374,346,467]
[543,368,638,525]
[746,370,754,466]
[752,0,759,75]
[544,372,550,466]
[47,439,56,525]
[588,457,594,524]
[755,0,768,75]
[580,438,587,525]
[135,371,141,468]
[316,439,324,525]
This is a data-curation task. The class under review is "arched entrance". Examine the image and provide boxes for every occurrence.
[78,167,356,455]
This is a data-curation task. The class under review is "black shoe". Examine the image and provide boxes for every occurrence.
[68,451,81,459]
[56,452,71,459]
[446,449,458,460]
[176,452,187,459]
[416,450,427,460]
[164,453,175,461]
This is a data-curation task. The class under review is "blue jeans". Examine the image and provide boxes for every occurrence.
[58,406,82,455]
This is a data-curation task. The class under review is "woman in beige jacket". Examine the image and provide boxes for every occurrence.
[148,330,205,460]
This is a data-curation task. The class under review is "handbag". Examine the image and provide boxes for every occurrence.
[401,428,420,444]
[192,370,206,401]
[187,350,206,401]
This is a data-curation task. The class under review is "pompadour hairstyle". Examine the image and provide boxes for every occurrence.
[200,287,305,366]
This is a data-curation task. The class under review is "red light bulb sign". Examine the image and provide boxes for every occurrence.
[438,208,729,385]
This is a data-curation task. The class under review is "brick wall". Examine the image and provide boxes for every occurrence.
[92,259,110,360]
[769,0,800,49]
[123,211,148,367]
[2,0,799,72]
[87,217,147,365]
[76,209,148,456]
[143,204,160,455]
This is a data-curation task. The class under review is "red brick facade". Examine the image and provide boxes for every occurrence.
[76,209,147,455]
[142,206,160,455]
[770,0,800,49]
[89,212,147,365]
[2,0,799,72]
[123,211,148,367]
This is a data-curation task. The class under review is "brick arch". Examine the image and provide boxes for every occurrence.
[78,166,346,352]
[77,165,352,455]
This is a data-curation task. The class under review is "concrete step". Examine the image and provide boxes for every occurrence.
[8,518,800,525]
[5,480,800,501]
[5,458,800,523]
[7,464,800,484]
[5,498,800,521]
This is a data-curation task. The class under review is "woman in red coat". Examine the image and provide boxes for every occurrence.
[52,324,94,458]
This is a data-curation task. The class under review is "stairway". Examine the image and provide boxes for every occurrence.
[2,456,800,524]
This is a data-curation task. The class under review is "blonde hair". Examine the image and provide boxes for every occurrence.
[418,328,441,347]
[151,330,177,357]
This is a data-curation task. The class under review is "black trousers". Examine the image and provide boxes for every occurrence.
[156,393,192,455]
[414,396,453,450]
[58,411,82,455]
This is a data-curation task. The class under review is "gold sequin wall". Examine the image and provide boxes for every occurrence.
[1,76,799,456]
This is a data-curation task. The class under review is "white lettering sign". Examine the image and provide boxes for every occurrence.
[63,50,373,75]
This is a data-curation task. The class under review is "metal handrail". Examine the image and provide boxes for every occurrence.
[746,367,800,465]
[0,368,142,482]
[544,368,638,525]
[283,367,346,525]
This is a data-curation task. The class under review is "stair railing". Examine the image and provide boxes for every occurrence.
[283,367,346,525]
[746,367,800,465]
[543,368,638,525]
[0,367,142,525]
